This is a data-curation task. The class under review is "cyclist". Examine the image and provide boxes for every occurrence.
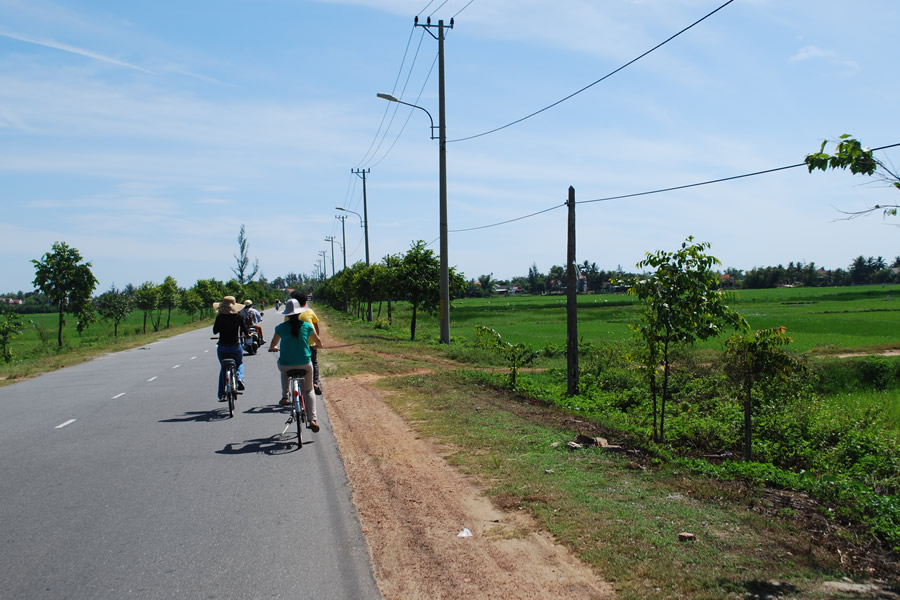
[269,298,324,431]
[241,299,265,345]
[213,295,250,401]
[289,291,323,395]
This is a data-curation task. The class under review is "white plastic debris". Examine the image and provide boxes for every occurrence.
[457,527,473,538]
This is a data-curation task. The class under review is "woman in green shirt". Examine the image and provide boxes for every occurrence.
[269,298,324,431]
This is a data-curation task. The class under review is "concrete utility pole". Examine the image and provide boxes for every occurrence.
[318,250,327,279]
[325,236,336,276]
[415,15,453,344]
[335,215,348,271]
[351,168,372,322]
[566,186,579,396]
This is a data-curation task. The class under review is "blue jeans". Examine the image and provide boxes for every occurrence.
[217,345,244,398]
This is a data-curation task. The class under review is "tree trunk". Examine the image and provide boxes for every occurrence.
[410,304,418,341]
[57,307,64,347]
[660,337,670,442]
[743,378,753,461]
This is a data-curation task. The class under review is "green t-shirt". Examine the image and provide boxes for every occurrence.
[275,320,313,366]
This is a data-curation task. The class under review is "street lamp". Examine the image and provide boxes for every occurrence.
[377,91,450,344]
[335,207,368,267]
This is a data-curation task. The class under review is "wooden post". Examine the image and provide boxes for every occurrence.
[566,186,579,396]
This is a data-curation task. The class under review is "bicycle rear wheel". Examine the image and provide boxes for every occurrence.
[227,368,236,418]
[292,379,303,447]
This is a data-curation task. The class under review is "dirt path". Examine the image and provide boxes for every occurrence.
[318,324,614,599]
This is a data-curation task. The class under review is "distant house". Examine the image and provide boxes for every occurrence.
[2,298,23,305]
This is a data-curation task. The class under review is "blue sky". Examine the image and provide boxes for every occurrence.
[2,0,898,294]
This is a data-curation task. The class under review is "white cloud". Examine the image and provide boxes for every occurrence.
[0,30,151,72]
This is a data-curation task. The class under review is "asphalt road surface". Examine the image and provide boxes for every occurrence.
[0,311,381,599]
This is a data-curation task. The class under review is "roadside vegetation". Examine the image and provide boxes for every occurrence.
[319,281,900,596]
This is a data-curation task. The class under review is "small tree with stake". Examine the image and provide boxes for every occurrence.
[625,237,748,442]
[724,327,804,461]
[95,286,133,337]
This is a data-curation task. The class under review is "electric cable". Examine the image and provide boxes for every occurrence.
[427,0,452,18]
[452,0,476,19]
[449,0,736,143]
[357,25,421,167]
[448,142,900,232]
[368,51,439,168]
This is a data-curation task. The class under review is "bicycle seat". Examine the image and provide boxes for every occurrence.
[286,369,306,377]
[222,358,236,368]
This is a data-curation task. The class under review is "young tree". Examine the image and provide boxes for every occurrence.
[133,281,159,334]
[95,287,133,337]
[178,288,203,321]
[31,241,98,347]
[158,276,179,328]
[396,241,465,341]
[724,327,803,461]
[233,224,260,284]
[626,237,748,442]
[805,135,899,219]
[0,308,25,362]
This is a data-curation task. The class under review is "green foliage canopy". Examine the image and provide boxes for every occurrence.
[31,241,98,347]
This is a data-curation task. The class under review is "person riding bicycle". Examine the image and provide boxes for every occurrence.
[213,295,250,401]
[269,298,324,432]
[288,291,323,395]
[241,299,265,345]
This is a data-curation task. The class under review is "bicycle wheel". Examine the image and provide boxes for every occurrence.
[292,379,303,447]
[227,368,236,418]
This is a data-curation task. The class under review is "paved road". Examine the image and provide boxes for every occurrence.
[0,311,380,599]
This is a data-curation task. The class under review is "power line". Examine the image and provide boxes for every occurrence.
[448,142,900,233]
[427,0,452,19]
[368,50,439,168]
[452,0,476,19]
[449,203,566,233]
[449,0,736,143]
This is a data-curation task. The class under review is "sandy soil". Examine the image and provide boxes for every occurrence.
[318,323,614,599]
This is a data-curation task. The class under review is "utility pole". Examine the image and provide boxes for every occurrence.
[415,16,453,344]
[325,236,336,276]
[318,250,327,280]
[335,215,347,271]
[351,168,372,322]
[566,186,579,396]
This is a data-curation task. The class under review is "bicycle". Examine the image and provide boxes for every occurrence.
[280,369,308,447]
[221,358,240,418]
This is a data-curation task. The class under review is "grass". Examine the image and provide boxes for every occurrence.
[319,296,900,595]
[1,310,212,384]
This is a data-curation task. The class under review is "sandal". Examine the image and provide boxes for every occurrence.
[309,421,320,432]
[279,398,290,406]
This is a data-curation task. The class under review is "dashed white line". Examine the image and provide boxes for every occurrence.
[112,392,125,399]
[147,376,158,382]
[190,356,197,360]
[56,419,77,429]
[172,364,181,369]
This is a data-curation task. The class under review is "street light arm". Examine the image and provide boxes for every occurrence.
[377,92,435,138]
[336,207,365,227]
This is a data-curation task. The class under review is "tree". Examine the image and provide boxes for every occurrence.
[0,308,25,362]
[724,327,803,461]
[625,237,748,442]
[527,263,542,294]
[805,135,899,220]
[158,276,179,328]
[95,287,133,337]
[134,281,159,333]
[31,241,98,347]
[178,288,203,321]
[396,241,465,341]
[232,224,260,284]
[193,279,224,318]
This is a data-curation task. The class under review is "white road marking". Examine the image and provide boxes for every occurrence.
[204,349,209,353]
[55,419,76,429]
[112,392,125,399]
[172,364,180,369]
[147,376,158,382]
[190,356,197,360]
